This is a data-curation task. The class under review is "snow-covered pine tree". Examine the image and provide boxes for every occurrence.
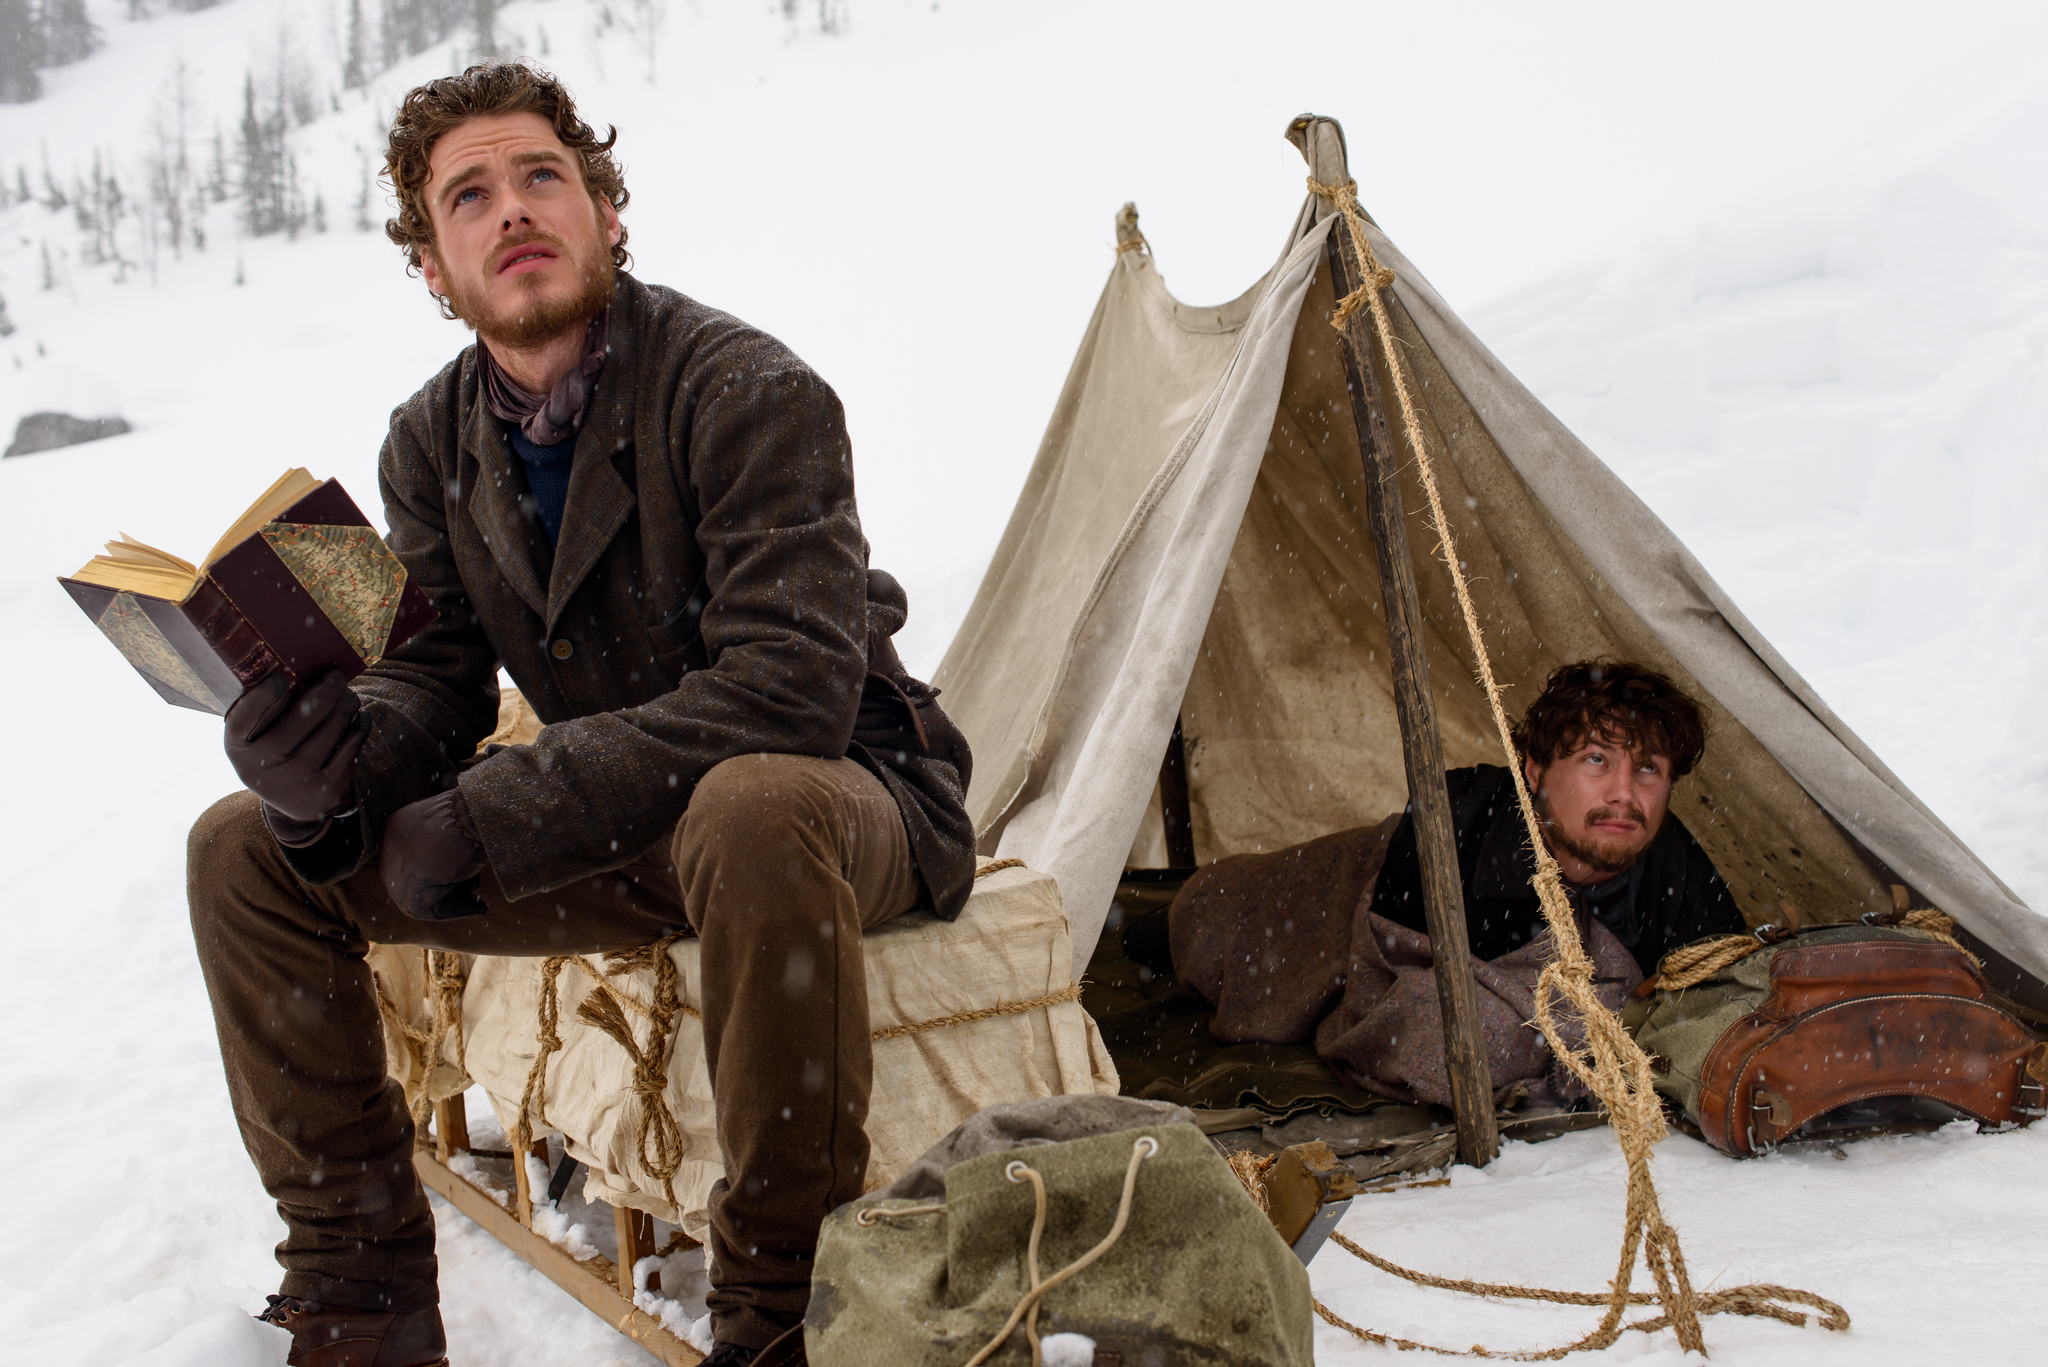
[147,58,197,261]
[0,0,42,103]
[39,147,67,211]
[238,73,285,235]
[354,156,374,232]
[284,151,306,239]
[382,0,466,68]
[473,0,496,59]
[38,0,101,66]
[379,0,404,68]
[73,159,97,262]
[208,124,228,201]
[621,0,661,82]
[344,0,367,89]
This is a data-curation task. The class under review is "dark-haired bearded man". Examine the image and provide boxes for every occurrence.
[1368,659,1743,977]
[186,61,971,1367]
[1164,660,1747,1112]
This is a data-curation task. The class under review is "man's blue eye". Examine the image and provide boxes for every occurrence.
[534,168,558,182]
[456,188,480,205]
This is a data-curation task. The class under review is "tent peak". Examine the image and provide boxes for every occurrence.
[1114,201,1147,256]
[1286,114,1349,194]
[1286,114,1381,233]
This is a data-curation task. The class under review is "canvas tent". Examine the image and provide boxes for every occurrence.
[932,114,2047,995]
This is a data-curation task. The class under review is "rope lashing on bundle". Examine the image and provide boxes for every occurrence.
[1302,173,1848,1357]
[1647,905,1970,993]
[509,856,1076,1213]
[375,948,470,1147]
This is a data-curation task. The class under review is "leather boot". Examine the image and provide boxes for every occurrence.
[256,1296,450,1367]
[700,1324,807,1367]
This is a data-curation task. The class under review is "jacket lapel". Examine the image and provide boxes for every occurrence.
[460,355,551,618]
[543,279,641,633]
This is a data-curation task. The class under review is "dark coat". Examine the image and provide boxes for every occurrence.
[281,273,975,918]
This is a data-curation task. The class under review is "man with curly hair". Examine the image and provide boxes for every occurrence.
[1369,659,1744,974]
[186,61,971,1367]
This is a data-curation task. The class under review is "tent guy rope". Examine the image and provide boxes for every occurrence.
[1305,174,1849,1358]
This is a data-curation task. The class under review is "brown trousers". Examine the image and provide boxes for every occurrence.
[187,753,919,1352]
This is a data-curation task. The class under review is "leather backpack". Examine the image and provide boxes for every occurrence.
[1625,922,2046,1156]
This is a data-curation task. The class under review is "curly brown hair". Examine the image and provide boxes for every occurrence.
[1511,659,1708,778]
[383,61,630,294]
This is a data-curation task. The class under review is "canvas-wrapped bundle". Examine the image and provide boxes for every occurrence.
[373,858,1119,1237]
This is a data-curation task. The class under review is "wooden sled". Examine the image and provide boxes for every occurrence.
[416,1094,706,1366]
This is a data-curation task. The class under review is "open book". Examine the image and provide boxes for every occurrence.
[58,468,433,715]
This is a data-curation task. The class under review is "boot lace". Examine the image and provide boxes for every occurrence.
[256,1294,323,1326]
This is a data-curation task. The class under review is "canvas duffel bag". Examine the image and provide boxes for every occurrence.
[806,1118,1315,1366]
[1626,922,2047,1156]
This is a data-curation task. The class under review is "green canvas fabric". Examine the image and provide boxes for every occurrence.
[1625,925,1949,1124]
[805,1124,1315,1366]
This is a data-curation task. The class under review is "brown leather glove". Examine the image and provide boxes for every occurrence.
[379,788,489,921]
[224,671,368,828]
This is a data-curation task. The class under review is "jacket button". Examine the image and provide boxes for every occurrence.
[551,639,574,660]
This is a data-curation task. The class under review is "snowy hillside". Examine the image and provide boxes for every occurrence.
[2,2,2046,1364]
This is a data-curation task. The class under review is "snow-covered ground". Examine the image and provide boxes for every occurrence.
[2,2,2044,1363]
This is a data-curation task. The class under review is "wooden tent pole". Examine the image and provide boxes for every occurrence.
[1322,224,1500,1168]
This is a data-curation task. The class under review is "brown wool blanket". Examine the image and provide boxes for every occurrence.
[1169,820,1642,1108]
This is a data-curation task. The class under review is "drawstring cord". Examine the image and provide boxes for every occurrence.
[858,1134,1161,1367]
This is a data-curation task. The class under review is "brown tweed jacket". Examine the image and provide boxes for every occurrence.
[280,272,976,917]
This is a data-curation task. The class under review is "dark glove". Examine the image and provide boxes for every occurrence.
[379,788,489,921]
[225,671,368,826]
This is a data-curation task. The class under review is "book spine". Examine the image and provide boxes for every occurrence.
[184,576,287,689]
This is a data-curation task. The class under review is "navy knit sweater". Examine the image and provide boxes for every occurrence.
[509,428,576,544]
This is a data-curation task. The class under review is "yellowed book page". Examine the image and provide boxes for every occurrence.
[103,533,198,576]
[68,555,199,599]
[201,467,321,570]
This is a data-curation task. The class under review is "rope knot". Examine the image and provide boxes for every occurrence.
[1308,175,1398,336]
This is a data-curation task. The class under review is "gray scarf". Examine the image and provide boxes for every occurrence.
[478,310,610,446]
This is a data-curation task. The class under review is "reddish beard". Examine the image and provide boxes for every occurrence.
[1538,793,1651,877]
[436,223,615,349]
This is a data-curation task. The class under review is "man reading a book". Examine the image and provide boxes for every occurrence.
[186,62,973,1367]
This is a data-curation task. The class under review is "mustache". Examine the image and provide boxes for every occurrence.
[488,230,570,276]
[1584,803,1648,827]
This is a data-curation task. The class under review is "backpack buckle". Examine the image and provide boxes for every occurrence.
[2018,1051,2048,1119]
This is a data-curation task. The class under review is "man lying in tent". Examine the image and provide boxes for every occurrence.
[1170,659,1744,1108]
[184,61,972,1367]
